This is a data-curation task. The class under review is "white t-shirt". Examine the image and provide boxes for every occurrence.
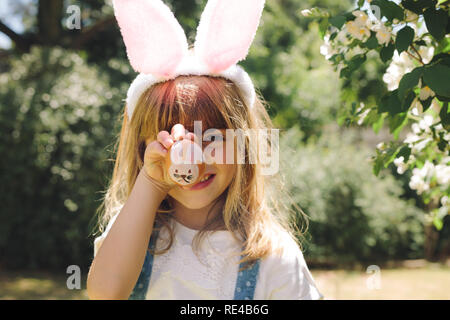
[93,215,323,300]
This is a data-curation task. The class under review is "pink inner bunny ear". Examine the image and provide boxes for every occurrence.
[113,0,188,77]
[194,0,265,74]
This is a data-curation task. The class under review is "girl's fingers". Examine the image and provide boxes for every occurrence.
[171,124,186,141]
[157,130,174,149]
[145,141,168,159]
[185,132,195,142]
[153,124,192,151]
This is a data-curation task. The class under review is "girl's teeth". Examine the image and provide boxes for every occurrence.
[200,174,211,182]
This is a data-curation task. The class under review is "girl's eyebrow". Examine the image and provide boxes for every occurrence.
[201,128,227,134]
[201,129,228,141]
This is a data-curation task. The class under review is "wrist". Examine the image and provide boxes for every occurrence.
[139,168,171,196]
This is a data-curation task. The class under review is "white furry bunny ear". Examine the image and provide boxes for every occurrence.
[112,0,189,77]
[194,0,266,74]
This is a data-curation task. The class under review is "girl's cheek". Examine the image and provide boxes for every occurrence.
[224,164,237,185]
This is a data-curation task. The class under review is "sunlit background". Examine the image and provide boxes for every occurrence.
[0,0,448,300]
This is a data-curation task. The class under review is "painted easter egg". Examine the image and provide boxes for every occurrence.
[165,139,205,186]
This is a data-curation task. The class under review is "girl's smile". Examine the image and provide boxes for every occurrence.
[185,173,216,190]
[169,162,235,210]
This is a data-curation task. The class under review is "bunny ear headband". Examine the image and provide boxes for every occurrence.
[112,0,266,121]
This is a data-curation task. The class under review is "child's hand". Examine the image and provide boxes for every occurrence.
[142,124,195,193]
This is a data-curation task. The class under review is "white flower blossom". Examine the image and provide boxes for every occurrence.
[394,156,408,174]
[320,34,336,59]
[409,157,449,197]
[336,29,349,43]
[421,161,435,178]
[353,11,372,29]
[444,132,450,142]
[441,195,449,207]
[418,114,434,133]
[376,142,385,150]
[382,51,414,91]
[345,20,370,41]
[357,109,370,125]
[383,47,434,91]
[372,22,391,46]
[409,174,430,194]
[409,161,435,194]
[301,9,312,17]
[404,132,420,144]
[414,137,432,151]
[410,98,423,116]
[404,123,432,152]
[411,122,421,134]
[418,46,435,64]
[435,164,450,186]
[356,102,370,125]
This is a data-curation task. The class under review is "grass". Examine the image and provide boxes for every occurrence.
[310,262,450,300]
[0,262,449,300]
[0,271,88,300]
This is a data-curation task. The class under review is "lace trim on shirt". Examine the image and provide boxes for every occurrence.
[150,230,240,299]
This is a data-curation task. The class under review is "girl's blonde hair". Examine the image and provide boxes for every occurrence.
[95,75,308,270]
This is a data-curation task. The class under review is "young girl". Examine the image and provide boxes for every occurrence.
[87,0,323,300]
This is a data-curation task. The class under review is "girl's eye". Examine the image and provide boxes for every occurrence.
[188,169,191,173]
[175,169,178,173]
[204,135,224,143]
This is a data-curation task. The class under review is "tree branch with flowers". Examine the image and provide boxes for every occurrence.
[303,0,449,233]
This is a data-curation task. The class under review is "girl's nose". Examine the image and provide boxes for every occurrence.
[181,174,186,178]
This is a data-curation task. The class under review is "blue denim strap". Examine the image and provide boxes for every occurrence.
[233,257,261,300]
[128,226,160,300]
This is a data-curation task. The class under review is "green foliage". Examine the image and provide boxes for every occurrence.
[243,0,354,137]
[312,0,450,231]
[396,26,415,54]
[250,21,341,136]
[329,15,347,29]
[340,54,367,78]
[423,64,450,98]
[401,0,438,14]
[423,6,448,41]
[398,66,423,100]
[380,42,395,62]
[372,0,405,21]
[279,127,426,264]
[440,102,450,130]
[0,46,129,270]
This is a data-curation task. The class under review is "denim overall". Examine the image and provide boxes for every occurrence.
[129,225,261,300]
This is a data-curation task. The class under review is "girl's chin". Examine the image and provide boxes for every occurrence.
[176,196,218,210]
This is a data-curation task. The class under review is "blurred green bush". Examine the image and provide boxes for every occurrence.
[0,46,131,270]
[279,126,426,266]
